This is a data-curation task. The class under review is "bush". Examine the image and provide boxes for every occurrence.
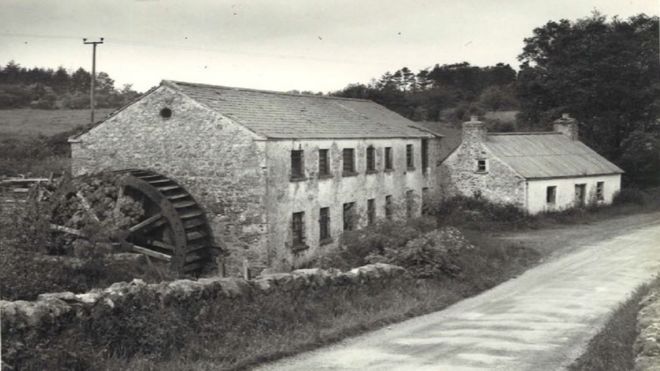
[434,196,533,230]
[613,188,648,206]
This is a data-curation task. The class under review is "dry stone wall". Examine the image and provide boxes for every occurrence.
[633,285,660,370]
[1,263,409,369]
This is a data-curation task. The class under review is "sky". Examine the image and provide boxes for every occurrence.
[1,0,658,93]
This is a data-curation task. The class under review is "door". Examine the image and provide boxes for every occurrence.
[575,184,586,206]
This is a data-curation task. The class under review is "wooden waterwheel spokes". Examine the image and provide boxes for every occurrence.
[48,169,214,276]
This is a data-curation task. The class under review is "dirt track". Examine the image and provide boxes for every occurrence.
[257,211,660,370]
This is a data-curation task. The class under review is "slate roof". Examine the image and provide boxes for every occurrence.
[165,80,437,139]
[485,132,623,179]
[414,121,462,161]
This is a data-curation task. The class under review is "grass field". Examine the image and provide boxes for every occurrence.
[0,108,115,139]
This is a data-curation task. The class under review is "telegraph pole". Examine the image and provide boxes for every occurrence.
[83,37,104,124]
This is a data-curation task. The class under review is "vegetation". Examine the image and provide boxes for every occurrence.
[518,13,660,186]
[568,279,660,371]
[332,62,519,122]
[0,60,140,109]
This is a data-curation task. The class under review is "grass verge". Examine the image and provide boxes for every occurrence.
[568,278,660,371]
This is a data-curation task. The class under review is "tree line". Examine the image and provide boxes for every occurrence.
[0,61,140,109]
[333,13,659,186]
[332,62,518,123]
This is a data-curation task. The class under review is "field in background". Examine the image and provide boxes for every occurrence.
[484,110,518,124]
[0,108,115,139]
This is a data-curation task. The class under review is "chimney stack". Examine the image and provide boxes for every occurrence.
[462,115,486,142]
[553,113,578,140]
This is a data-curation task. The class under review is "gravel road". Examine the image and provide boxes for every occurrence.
[256,212,660,371]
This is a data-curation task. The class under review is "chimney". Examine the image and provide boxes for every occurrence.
[462,115,487,142]
[553,113,578,140]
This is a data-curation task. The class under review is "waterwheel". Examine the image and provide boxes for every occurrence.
[43,169,214,275]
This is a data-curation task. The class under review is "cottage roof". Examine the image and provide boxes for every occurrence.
[485,132,623,179]
[164,80,437,139]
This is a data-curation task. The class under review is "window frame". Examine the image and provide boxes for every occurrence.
[367,198,376,225]
[476,159,487,173]
[385,195,393,220]
[290,150,305,181]
[405,190,414,219]
[596,181,604,201]
[546,186,557,205]
[366,146,377,173]
[342,148,357,177]
[343,202,356,231]
[319,207,331,244]
[291,211,306,249]
[384,147,394,171]
[421,139,429,174]
[318,149,331,179]
[406,144,415,171]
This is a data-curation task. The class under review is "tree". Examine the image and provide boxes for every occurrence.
[517,13,660,163]
[619,131,660,186]
[69,68,91,93]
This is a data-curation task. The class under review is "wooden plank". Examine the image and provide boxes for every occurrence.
[128,213,162,233]
[76,191,100,222]
[150,240,175,250]
[50,224,87,237]
[132,244,172,261]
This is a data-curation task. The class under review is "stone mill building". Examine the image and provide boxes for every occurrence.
[70,80,443,273]
[440,114,623,214]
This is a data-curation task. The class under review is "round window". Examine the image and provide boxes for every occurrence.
[160,107,172,119]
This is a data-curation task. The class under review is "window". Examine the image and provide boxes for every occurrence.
[385,195,393,220]
[367,198,375,225]
[406,190,414,218]
[343,202,356,231]
[385,147,393,171]
[546,186,557,205]
[476,159,487,173]
[366,146,376,172]
[406,144,415,170]
[319,207,331,243]
[575,184,586,206]
[342,148,356,176]
[422,187,430,215]
[421,139,429,174]
[292,212,305,247]
[318,149,330,177]
[291,150,304,180]
[596,182,604,201]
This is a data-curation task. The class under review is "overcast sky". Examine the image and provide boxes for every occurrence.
[1,0,657,93]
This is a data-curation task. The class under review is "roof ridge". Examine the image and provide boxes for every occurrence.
[488,131,559,136]
[162,80,373,102]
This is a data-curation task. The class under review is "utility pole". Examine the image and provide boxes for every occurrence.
[83,37,104,124]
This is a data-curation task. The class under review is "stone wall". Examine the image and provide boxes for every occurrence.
[70,86,269,275]
[1,263,409,369]
[439,128,526,208]
[633,285,660,371]
[264,137,440,269]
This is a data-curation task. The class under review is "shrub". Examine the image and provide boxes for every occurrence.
[434,195,533,230]
[613,188,648,206]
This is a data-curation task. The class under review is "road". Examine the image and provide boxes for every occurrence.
[257,213,660,371]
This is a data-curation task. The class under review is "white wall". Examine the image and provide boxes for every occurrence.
[526,174,621,214]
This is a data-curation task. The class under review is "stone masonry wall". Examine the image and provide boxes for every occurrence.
[71,86,268,275]
[1,263,409,369]
[633,284,660,371]
[264,137,440,270]
[439,136,526,208]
